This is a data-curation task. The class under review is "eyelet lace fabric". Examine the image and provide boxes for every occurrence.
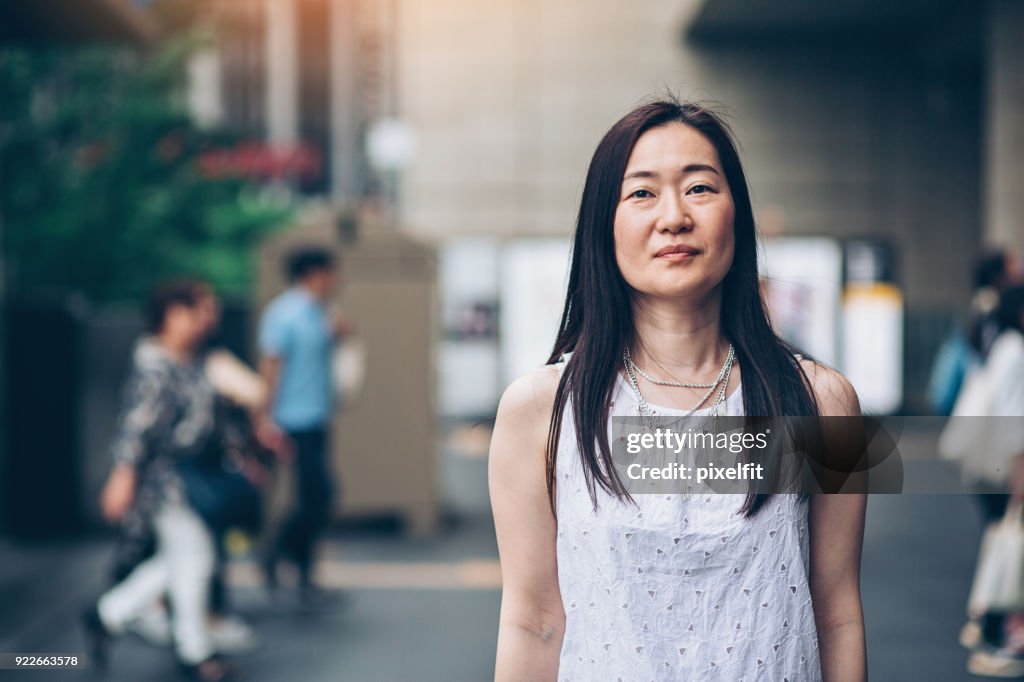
[554,374,821,681]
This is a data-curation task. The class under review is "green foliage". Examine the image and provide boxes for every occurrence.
[0,38,293,304]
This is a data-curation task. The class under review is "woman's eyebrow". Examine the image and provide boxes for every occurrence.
[623,169,658,181]
[683,163,720,175]
[623,164,719,181]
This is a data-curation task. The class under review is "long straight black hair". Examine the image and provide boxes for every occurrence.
[546,98,819,518]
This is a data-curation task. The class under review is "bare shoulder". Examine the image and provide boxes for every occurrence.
[496,365,562,424]
[489,366,562,509]
[490,365,562,478]
[798,358,861,417]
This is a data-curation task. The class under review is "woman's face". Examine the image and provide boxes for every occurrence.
[195,293,221,336]
[613,122,735,302]
[167,293,219,349]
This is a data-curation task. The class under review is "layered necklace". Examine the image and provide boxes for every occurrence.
[622,344,735,429]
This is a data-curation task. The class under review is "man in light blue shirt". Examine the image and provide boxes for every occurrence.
[258,247,343,599]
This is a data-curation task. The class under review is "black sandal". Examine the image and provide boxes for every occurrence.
[80,603,113,671]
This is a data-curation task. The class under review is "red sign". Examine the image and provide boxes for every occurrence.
[197,141,322,181]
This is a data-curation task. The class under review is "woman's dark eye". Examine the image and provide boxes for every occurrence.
[630,189,654,199]
[688,184,711,195]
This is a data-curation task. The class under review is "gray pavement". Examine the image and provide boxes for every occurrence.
[0,434,999,681]
[0,515,502,682]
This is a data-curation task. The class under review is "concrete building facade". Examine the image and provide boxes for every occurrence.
[396,0,993,305]
[985,0,1024,258]
[394,0,1022,407]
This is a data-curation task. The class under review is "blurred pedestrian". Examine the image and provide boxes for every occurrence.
[970,250,1022,359]
[257,247,348,603]
[112,294,269,655]
[197,294,269,652]
[82,280,238,681]
[929,248,1021,415]
[945,285,1024,677]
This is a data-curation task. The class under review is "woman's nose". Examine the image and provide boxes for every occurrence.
[658,193,691,233]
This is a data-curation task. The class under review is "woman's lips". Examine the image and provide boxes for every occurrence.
[655,245,701,259]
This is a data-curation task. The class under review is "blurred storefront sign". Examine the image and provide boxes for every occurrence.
[197,141,323,183]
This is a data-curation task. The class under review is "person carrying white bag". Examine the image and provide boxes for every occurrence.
[940,285,1024,677]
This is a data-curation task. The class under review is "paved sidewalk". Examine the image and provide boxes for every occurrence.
[0,425,992,681]
[0,515,502,682]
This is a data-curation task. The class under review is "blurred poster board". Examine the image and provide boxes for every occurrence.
[499,239,571,388]
[438,239,501,418]
[842,240,904,415]
[760,237,842,366]
[842,284,904,414]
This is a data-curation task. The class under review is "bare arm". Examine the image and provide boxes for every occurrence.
[803,361,868,682]
[257,354,282,418]
[206,348,267,410]
[255,354,292,459]
[490,367,565,682]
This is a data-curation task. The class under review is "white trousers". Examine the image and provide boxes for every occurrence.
[98,504,215,664]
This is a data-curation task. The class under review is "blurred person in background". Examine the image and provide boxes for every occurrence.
[114,291,272,656]
[950,285,1024,677]
[258,247,349,604]
[969,251,1023,360]
[929,248,1022,415]
[82,281,238,682]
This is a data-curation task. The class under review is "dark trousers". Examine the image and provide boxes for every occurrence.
[975,487,1012,646]
[275,428,334,584]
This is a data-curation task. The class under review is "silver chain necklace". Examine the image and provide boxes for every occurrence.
[622,345,735,429]
[624,344,735,389]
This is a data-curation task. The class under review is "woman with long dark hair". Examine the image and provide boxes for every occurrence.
[489,99,867,681]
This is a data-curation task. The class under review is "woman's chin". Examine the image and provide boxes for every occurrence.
[656,274,725,297]
[633,285,719,302]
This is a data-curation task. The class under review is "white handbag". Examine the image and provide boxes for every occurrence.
[332,335,367,406]
[938,366,993,467]
[969,504,1024,614]
[939,332,1024,484]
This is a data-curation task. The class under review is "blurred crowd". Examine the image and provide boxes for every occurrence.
[81,247,348,682]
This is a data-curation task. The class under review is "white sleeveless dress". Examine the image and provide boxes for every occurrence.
[555,370,822,681]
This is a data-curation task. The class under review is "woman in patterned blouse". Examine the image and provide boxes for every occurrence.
[83,280,236,681]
